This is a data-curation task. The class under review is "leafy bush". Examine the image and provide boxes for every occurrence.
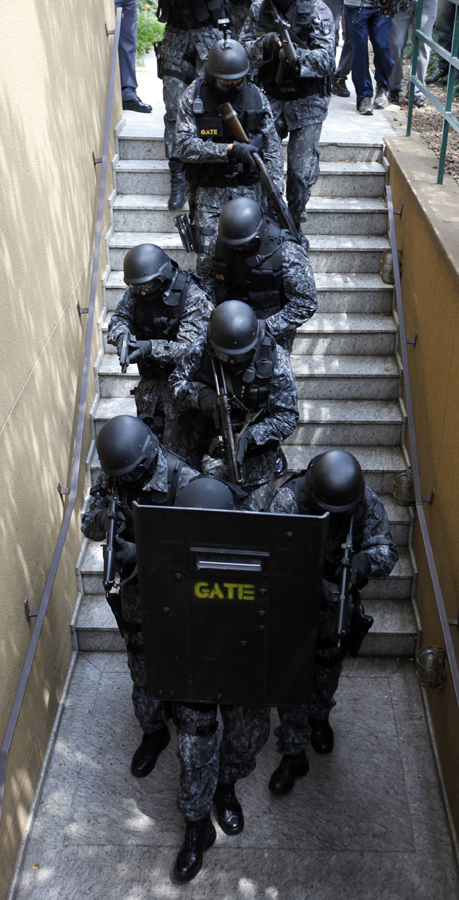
[137,1,165,60]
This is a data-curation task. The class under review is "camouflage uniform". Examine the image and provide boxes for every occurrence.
[81,445,200,733]
[175,77,284,283]
[177,703,270,820]
[170,338,299,509]
[270,483,399,753]
[212,222,318,353]
[240,0,335,226]
[107,268,212,457]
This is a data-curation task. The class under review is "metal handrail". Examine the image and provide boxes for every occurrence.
[407,0,459,184]
[0,8,122,827]
[386,185,459,707]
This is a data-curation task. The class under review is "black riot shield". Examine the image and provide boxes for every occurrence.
[133,505,328,707]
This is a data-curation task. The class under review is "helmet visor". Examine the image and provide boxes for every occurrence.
[214,75,248,93]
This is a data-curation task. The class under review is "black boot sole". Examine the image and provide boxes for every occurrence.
[131,727,170,778]
[269,757,309,795]
[173,825,217,883]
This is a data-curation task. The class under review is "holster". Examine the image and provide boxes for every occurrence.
[106,591,143,640]
[348,601,374,658]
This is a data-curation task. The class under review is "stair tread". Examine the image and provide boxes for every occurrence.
[113,193,387,212]
[297,399,402,423]
[109,231,390,251]
[116,158,385,175]
[99,354,398,378]
[283,444,405,472]
[118,122,383,149]
[106,270,392,292]
[297,314,396,333]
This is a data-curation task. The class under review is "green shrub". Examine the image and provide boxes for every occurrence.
[136,1,165,61]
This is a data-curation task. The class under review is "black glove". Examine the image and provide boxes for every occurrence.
[236,431,253,465]
[115,536,137,569]
[263,32,281,54]
[323,578,339,608]
[349,552,371,586]
[198,387,220,428]
[128,339,152,363]
[94,507,125,534]
[229,141,259,174]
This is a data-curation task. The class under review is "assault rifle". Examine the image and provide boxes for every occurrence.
[210,357,242,484]
[268,0,302,83]
[102,484,122,599]
[215,101,301,244]
[119,331,130,374]
[336,514,374,656]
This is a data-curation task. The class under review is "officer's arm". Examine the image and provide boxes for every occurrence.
[169,349,205,407]
[267,242,318,340]
[149,286,213,365]
[81,478,111,543]
[175,84,231,164]
[358,487,399,578]
[258,92,284,192]
[107,288,136,346]
[295,3,335,79]
[249,346,299,446]
[269,485,298,514]
[239,3,267,68]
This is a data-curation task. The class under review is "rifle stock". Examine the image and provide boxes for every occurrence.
[215,101,301,244]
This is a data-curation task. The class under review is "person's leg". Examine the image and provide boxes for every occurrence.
[115,0,138,100]
[335,5,354,79]
[414,0,437,97]
[436,0,455,66]
[389,9,411,93]
[368,9,393,90]
[322,0,343,45]
[286,122,323,228]
[215,705,270,834]
[346,6,374,106]
[269,706,310,794]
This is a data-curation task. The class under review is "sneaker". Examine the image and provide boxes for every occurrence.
[333,76,351,98]
[426,68,447,84]
[374,84,389,109]
[358,97,373,116]
[413,95,427,107]
[388,89,400,104]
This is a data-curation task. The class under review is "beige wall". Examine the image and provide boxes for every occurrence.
[386,135,459,839]
[0,1,122,896]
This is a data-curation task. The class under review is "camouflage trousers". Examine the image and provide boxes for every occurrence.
[133,374,190,459]
[273,113,323,227]
[119,581,169,734]
[161,36,209,160]
[177,703,270,821]
[201,455,276,511]
[275,580,343,754]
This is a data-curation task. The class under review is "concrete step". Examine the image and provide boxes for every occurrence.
[92,396,137,434]
[78,539,413,604]
[75,592,416,656]
[105,270,394,314]
[293,313,396,356]
[112,193,388,236]
[108,232,389,273]
[98,352,399,402]
[115,158,385,198]
[117,126,383,162]
[291,398,402,447]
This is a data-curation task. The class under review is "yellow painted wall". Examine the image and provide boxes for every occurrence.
[386,135,459,839]
[0,1,122,895]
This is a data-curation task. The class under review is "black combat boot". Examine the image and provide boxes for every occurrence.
[268,750,309,795]
[130,725,170,778]
[213,782,244,835]
[173,815,217,882]
[309,718,334,755]
[168,159,187,210]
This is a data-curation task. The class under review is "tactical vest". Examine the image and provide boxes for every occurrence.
[118,450,185,540]
[185,80,265,188]
[131,269,194,376]
[158,0,225,29]
[200,328,277,425]
[285,471,367,577]
[213,218,296,318]
[257,0,327,101]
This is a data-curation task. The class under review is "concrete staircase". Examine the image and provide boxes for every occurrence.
[74,121,417,660]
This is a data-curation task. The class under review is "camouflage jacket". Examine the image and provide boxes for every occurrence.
[271,484,399,578]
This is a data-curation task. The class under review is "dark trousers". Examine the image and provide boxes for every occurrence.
[346,6,393,106]
[436,0,456,75]
[115,0,138,99]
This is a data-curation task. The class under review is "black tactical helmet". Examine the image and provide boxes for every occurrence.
[206,38,250,92]
[218,198,265,248]
[174,476,236,510]
[208,300,260,361]
[305,449,365,515]
[123,243,173,289]
[96,415,158,479]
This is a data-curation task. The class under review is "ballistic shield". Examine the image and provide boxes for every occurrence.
[133,504,328,706]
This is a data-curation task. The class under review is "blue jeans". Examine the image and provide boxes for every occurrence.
[345,5,393,106]
[115,0,138,99]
